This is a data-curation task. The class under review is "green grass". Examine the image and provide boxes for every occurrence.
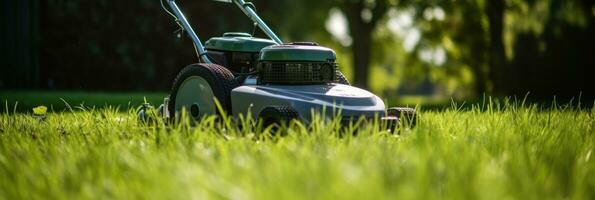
[0,91,167,113]
[0,95,594,199]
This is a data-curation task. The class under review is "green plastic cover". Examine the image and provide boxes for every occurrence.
[259,44,336,62]
[204,32,276,52]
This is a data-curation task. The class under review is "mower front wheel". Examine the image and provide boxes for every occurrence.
[168,63,237,121]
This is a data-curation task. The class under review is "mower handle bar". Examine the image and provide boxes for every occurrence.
[231,0,283,44]
[165,0,283,63]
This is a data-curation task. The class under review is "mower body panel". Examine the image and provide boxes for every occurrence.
[230,83,386,123]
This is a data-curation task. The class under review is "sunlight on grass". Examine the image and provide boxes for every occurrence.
[0,100,593,199]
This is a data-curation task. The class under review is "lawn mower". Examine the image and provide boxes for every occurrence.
[139,0,417,130]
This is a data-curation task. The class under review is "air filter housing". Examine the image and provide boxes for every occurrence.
[258,43,337,84]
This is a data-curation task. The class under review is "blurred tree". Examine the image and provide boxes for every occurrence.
[486,0,507,95]
[503,0,594,99]
[4,0,594,100]
[339,0,391,89]
[405,0,594,99]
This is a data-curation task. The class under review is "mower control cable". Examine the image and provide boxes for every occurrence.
[162,0,214,63]
[160,0,184,37]
[232,0,283,44]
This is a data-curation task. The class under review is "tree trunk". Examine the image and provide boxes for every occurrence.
[350,25,373,89]
[485,0,507,95]
[456,1,489,96]
[340,0,387,90]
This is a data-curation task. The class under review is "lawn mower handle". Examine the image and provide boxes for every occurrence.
[165,0,283,63]
[231,0,283,44]
[166,0,213,63]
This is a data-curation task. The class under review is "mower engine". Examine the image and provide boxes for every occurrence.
[204,32,276,73]
[258,43,337,84]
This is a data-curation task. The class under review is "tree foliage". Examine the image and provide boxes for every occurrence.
[2,0,593,100]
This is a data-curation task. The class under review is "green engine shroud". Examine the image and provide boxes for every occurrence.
[205,32,276,52]
[258,43,338,85]
[204,32,276,73]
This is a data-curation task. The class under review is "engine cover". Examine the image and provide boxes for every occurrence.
[205,32,276,52]
[204,32,276,73]
[258,43,337,84]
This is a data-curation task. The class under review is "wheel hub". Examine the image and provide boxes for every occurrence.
[174,76,216,119]
[190,103,200,118]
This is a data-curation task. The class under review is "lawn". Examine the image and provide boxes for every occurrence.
[0,91,167,113]
[0,93,594,199]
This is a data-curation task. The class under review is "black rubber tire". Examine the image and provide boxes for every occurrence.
[168,63,238,119]
[258,106,300,127]
[387,107,417,127]
[335,70,350,85]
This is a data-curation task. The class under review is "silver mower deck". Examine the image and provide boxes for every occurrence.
[231,77,386,123]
